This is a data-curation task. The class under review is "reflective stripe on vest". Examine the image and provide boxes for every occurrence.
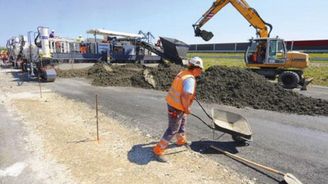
[166,70,195,111]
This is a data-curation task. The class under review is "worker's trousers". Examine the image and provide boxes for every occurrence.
[162,104,187,142]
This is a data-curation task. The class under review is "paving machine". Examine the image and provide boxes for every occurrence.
[193,0,312,90]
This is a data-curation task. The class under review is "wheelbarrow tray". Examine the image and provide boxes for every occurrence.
[212,108,252,140]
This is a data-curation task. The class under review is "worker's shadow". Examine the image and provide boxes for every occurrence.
[189,140,248,154]
[9,70,27,86]
[0,63,12,69]
[127,142,157,165]
[128,142,181,165]
[8,70,38,86]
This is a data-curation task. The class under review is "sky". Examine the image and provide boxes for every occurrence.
[0,0,327,46]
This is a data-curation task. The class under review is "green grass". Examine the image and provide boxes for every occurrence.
[304,63,328,86]
[308,53,328,58]
[187,52,245,69]
[308,53,328,63]
[188,52,328,86]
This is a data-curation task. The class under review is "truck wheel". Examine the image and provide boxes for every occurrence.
[279,71,300,89]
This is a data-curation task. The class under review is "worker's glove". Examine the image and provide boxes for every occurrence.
[168,110,178,119]
[184,107,191,115]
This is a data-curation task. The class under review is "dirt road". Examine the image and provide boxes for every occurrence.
[0,68,252,183]
[46,77,328,184]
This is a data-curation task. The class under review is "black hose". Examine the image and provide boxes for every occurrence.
[34,33,41,48]
[265,22,273,37]
[250,8,273,37]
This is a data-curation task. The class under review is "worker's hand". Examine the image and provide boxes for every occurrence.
[181,92,193,115]
[184,107,191,115]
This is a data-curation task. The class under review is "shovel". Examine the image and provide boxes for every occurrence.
[210,145,303,184]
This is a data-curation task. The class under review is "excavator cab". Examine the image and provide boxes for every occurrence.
[245,38,287,65]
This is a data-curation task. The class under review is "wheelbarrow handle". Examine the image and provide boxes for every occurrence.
[195,98,213,121]
[191,113,215,130]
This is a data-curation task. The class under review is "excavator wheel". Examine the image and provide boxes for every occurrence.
[279,71,300,89]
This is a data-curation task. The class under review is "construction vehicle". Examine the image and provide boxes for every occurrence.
[0,50,9,63]
[86,28,190,64]
[86,28,162,63]
[193,0,311,90]
[6,26,190,81]
[5,27,56,82]
[6,36,22,68]
[32,26,57,82]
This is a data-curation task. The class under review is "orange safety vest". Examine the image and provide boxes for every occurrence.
[166,70,196,111]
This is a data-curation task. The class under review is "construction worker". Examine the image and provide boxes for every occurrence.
[76,35,84,43]
[49,30,55,38]
[153,57,204,162]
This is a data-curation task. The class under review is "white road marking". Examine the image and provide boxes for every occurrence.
[0,162,27,177]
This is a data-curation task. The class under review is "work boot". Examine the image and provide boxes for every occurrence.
[176,133,192,150]
[176,133,187,146]
[153,153,168,163]
[153,139,168,163]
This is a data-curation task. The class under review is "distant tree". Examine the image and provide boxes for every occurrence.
[0,47,7,51]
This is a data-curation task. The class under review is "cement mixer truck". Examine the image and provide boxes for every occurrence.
[32,26,57,82]
[6,36,22,68]
[6,27,56,82]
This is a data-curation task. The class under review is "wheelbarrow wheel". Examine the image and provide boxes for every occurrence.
[232,135,247,144]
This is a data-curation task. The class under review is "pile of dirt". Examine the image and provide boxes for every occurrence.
[57,63,328,116]
[88,63,145,87]
[57,68,88,78]
[146,62,183,90]
[196,66,328,116]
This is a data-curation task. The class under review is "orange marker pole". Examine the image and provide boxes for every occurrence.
[38,76,42,98]
[96,94,99,143]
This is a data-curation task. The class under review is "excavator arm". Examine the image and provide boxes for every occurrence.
[193,0,272,41]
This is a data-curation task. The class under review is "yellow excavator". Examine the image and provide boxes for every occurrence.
[193,0,312,90]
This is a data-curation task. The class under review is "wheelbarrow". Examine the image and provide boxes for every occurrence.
[192,100,303,184]
[191,99,252,143]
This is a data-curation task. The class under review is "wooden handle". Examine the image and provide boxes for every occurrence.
[210,145,285,176]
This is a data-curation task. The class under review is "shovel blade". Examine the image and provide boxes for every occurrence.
[284,173,303,184]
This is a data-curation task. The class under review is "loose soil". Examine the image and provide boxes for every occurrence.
[0,68,252,184]
[57,63,328,116]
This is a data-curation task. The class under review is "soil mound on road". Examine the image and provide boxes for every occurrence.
[196,66,328,116]
[57,63,328,116]
[88,63,146,87]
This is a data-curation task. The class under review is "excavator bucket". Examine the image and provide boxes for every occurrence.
[160,37,189,65]
[199,30,214,42]
[194,27,214,41]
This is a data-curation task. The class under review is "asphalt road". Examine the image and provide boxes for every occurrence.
[47,78,328,184]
